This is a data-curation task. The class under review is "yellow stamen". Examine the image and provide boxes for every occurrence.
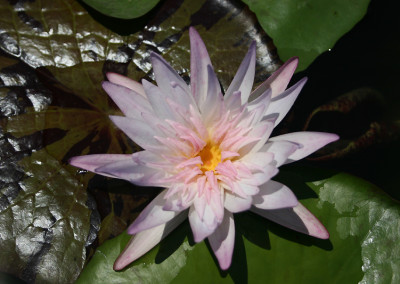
[197,143,221,172]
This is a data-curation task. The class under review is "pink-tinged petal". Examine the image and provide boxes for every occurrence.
[202,65,223,123]
[193,190,207,219]
[250,57,298,100]
[163,193,192,212]
[150,52,191,95]
[95,159,165,187]
[253,180,298,210]
[113,211,187,271]
[264,77,307,127]
[237,182,259,195]
[167,84,197,114]
[270,132,339,163]
[208,211,235,270]
[242,165,279,186]
[128,190,180,235]
[221,151,240,160]
[238,119,275,155]
[246,89,271,113]
[106,72,146,97]
[206,172,224,223]
[189,27,213,107]
[189,203,220,242]
[260,141,299,167]
[69,154,132,177]
[241,90,271,128]
[142,79,176,121]
[224,192,252,213]
[131,150,165,166]
[225,91,242,112]
[109,115,160,149]
[240,151,275,170]
[102,81,152,120]
[225,41,256,104]
[251,202,329,239]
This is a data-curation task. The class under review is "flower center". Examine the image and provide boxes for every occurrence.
[198,143,221,172]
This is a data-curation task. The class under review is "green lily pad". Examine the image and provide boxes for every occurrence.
[81,0,161,19]
[78,167,400,283]
[242,0,370,70]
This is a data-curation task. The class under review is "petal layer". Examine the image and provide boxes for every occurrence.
[114,211,187,270]
[208,211,235,270]
[128,190,180,234]
[270,132,339,163]
[251,202,329,239]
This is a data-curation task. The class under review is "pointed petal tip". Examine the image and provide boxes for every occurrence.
[189,26,198,36]
[297,76,308,86]
[315,228,330,240]
[105,72,117,81]
[248,40,256,53]
[68,156,81,168]
[101,80,111,91]
[149,51,161,61]
[287,56,299,65]
[218,257,232,270]
[329,133,340,142]
[113,255,130,271]
[126,225,137,235]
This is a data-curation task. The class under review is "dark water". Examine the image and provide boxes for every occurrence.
[293,0,400,199]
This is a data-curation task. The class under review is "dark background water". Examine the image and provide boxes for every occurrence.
[292,0,400,199]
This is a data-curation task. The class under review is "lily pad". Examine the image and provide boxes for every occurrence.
[78,167,400,283]
[242,0,371,70]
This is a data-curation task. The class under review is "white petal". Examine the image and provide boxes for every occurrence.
[102,81,151,120]
[142,79,175,121]
[269,132,339,163]
[225,41,256,104]
[69,154,132,177]
[189,204,220,243]
[240,151,275,170]
[208,211,235,270]
[202,65,223,123]
[150,52,191,97]
[128,190,180,235]
[250,202,329,239]
[264,77,307,127]
[163,193,192,212]
[189,27,213,108]
[242,165,278,186]
[93,158,141,180]
[109,115,160,149]
[113,211,187,270]
[253,180,298,210]
[106,72,146,97]
[238,119,275,156]
[261,141,299,167]
[224,192,252,213]
[249,57,298,100]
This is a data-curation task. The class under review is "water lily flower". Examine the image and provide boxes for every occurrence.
[70,27,338,271]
